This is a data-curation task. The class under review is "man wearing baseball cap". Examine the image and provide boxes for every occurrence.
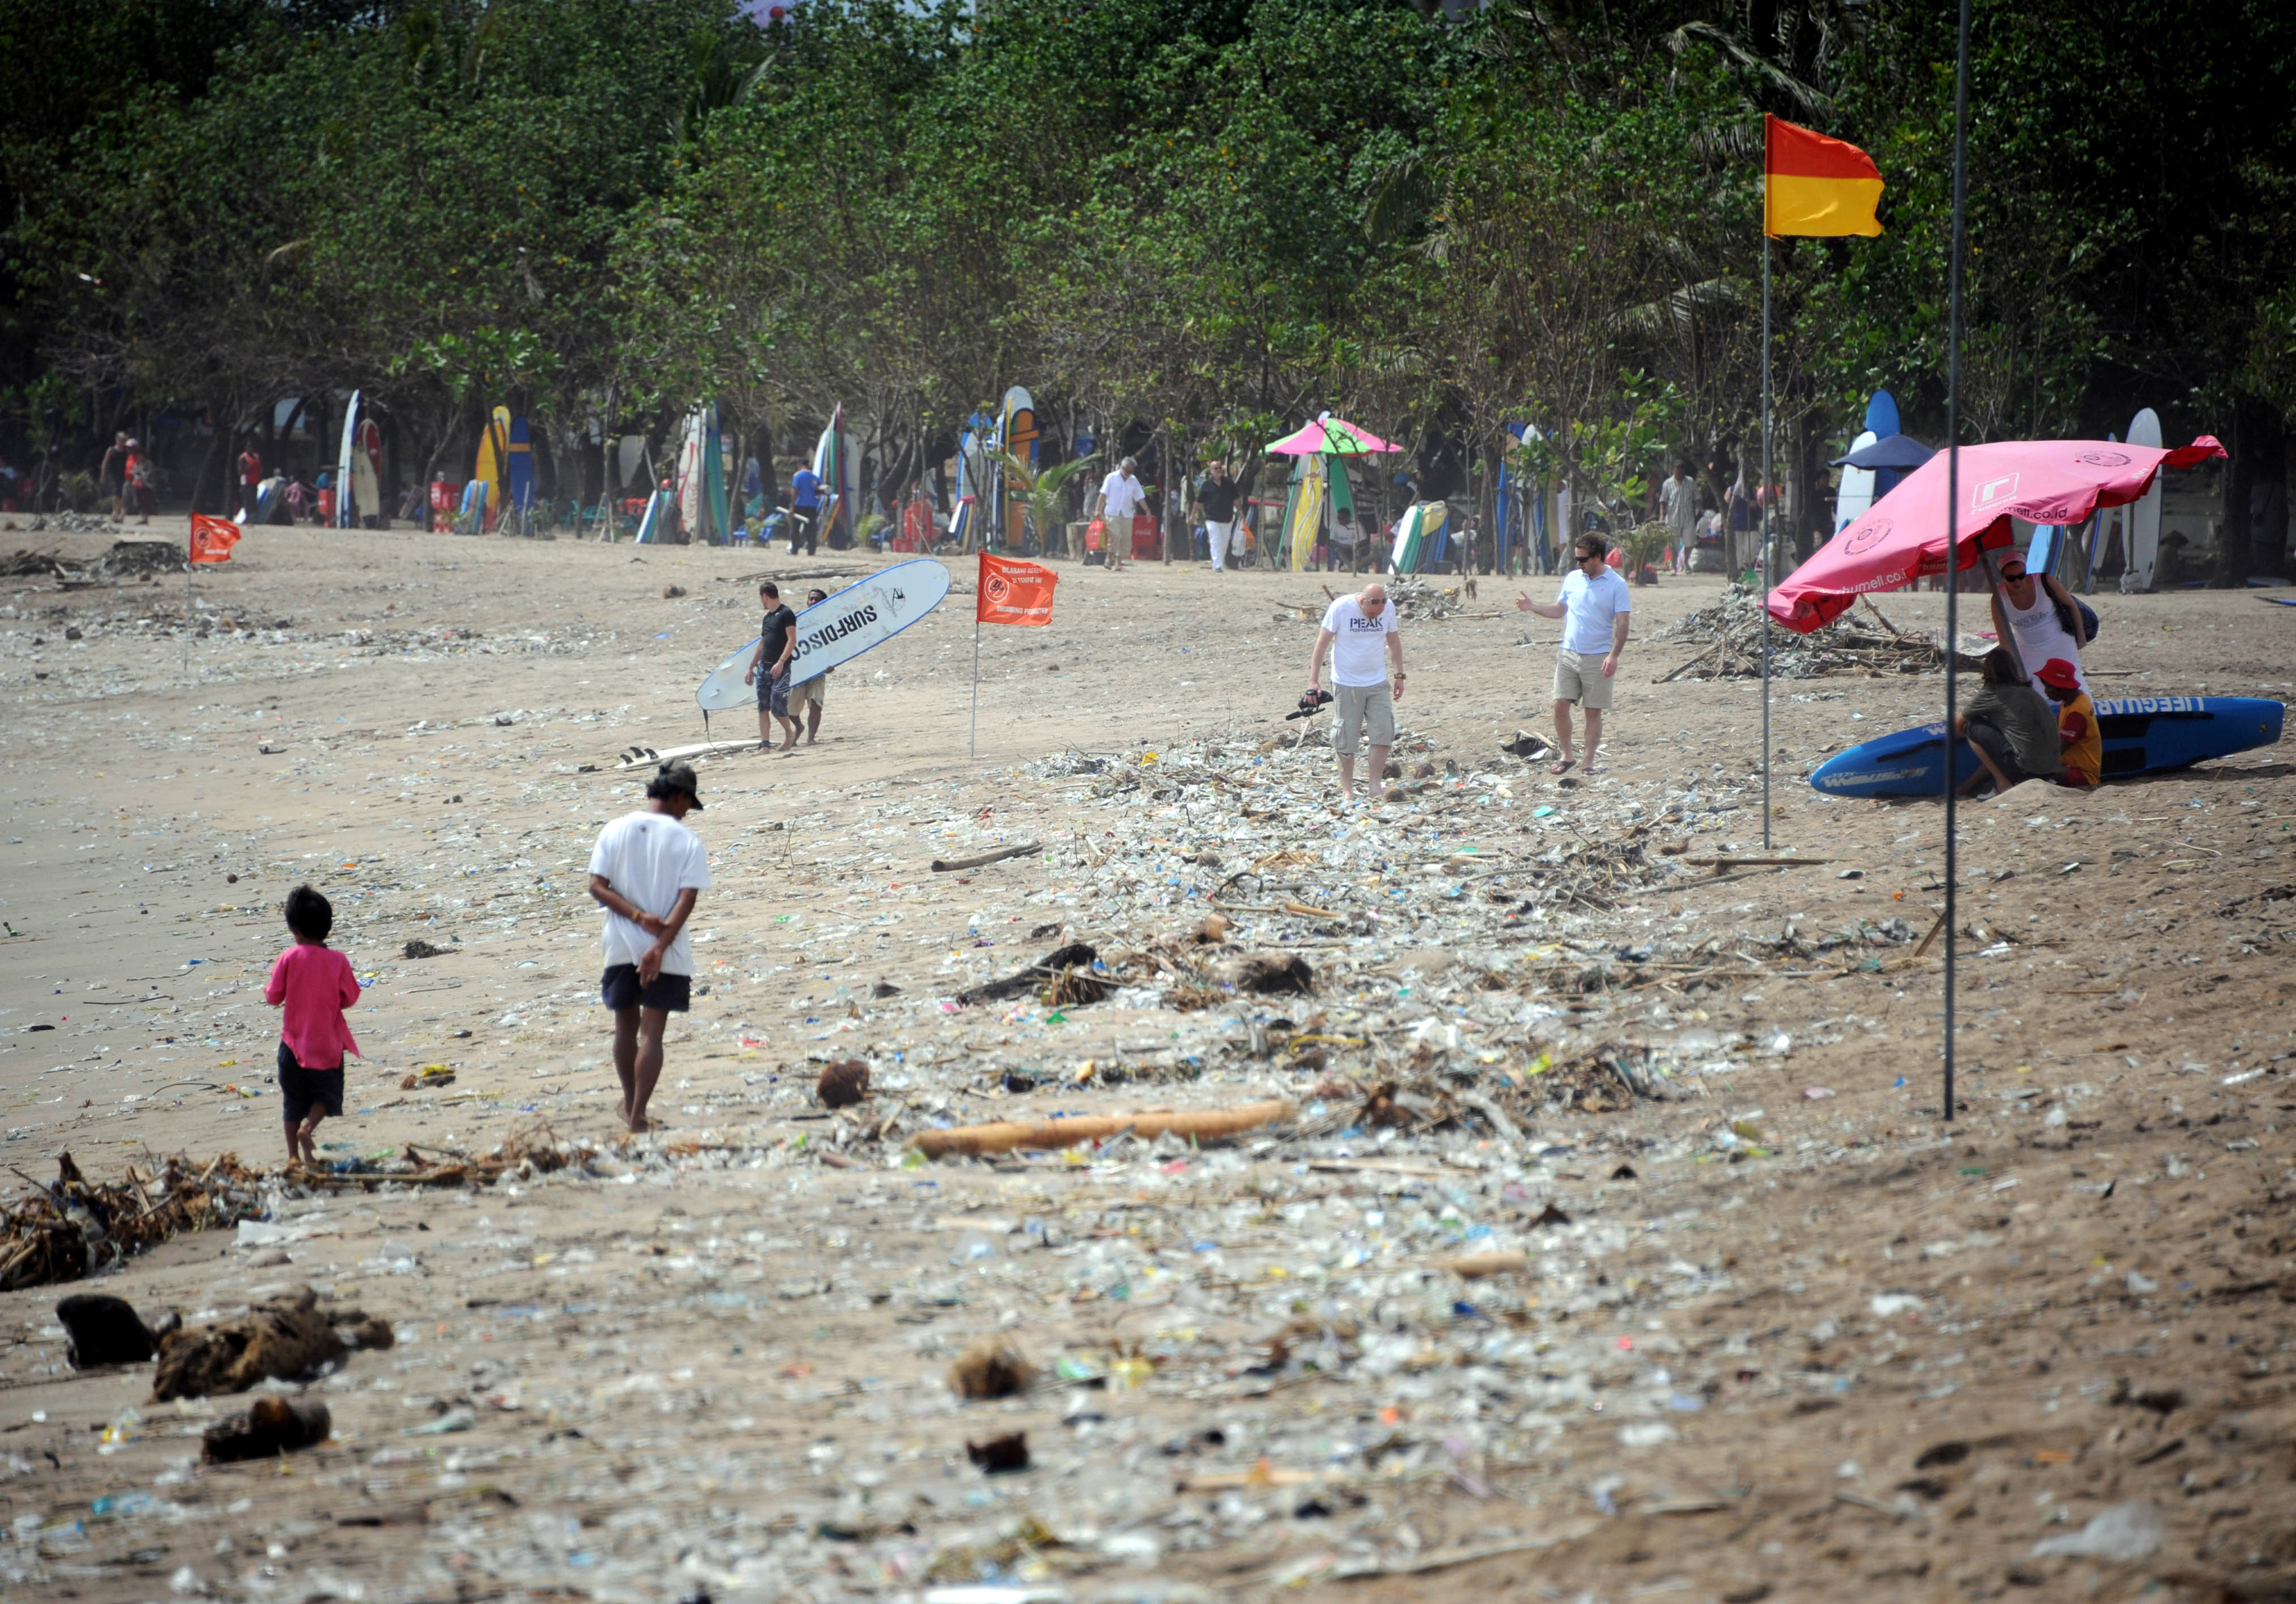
[586,761,710,1133]
[2034,658,2102,788]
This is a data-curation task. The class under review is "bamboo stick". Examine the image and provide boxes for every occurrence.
[910,1100,1294,1159]
[930,842,1044,873]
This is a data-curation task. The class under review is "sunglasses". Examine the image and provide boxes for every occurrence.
[2001,566,2027,579]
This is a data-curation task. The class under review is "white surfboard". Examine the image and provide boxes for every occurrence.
[613,738,760,771]
[695,557,953,714]
[336,391,360,528]
[695,636,764,714]
[2126,407,2163,590]
[1834,430,1877,533]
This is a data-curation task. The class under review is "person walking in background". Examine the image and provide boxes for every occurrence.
[237,442,264,520]
[788,459,821,554]
[1515,533,1631,775]
[586,762,710,1135]
[101,431,128,522]
[265,885,360,1165]
[1195,459,1240,573]
[1307,581,1406,806]
[123,438,155,525]
[1662,462,1698,573]
[1093,456,1145,571]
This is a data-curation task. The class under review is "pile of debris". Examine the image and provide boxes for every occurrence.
[0,547,66,578]
[1272,575,1480,627]
[1,1151,267,1291]
[287,1124,591,1189]
[1653,587,1975,681]
[98,539,183,578]
[18,512,115,535]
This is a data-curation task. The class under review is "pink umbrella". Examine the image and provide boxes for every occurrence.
[1769,435,2225,632]
[1267,413,1402,456]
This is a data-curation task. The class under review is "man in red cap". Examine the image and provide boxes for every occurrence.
[2034,658,2101,787]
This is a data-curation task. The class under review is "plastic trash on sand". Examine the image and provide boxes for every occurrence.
[2030,1502,2163,1562]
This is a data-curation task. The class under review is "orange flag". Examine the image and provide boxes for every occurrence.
[977,552,1057,626]
[188,512,242,564]
[1763,113,1884,239]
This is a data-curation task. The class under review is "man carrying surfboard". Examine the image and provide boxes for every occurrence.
[785,588,832,746]
[1515,534,1631,775]
[745,581,800,753]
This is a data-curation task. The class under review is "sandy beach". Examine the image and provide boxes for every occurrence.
[2,522,2291,1602]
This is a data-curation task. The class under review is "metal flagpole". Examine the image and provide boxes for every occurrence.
[1942,0,1973,1125]
[1760,234,1773,850]
[970,611,982,761]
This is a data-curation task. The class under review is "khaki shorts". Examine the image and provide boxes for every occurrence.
[787,674,826,712]
[1552,649,1616,709]
[1332,682,1395,752]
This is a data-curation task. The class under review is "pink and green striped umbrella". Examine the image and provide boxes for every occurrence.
[1267,413,1402,456]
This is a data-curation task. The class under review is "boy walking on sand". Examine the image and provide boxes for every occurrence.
[265,886,361,1164]
[588,762,710,1133]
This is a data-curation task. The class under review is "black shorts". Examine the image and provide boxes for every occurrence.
[276,1041,345,1124]
[602,964,691,1012]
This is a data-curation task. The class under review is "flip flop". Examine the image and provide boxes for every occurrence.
[1548,758,1576,775]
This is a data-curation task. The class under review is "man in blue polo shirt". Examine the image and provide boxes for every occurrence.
[1515,533,1631,775]
[788,463,821,555]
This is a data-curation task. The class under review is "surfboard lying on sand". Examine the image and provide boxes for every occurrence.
[1808,696,2285,797]
[613,738,762,770]
[694,557,953,714]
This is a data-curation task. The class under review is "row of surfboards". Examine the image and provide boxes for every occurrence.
[1834,392,2171,590]
[953,387,1039,550]
[1273,455,1453,573]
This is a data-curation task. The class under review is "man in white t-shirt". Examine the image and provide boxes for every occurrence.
[1093,457,1145,571]
[1307,583,1405,805]
[1515,533,1631,773]
[586,762,711,1133]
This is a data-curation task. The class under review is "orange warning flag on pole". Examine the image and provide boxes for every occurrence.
[976,552,1057,626]
[188,512,243,564]
[1764,113,1883,238]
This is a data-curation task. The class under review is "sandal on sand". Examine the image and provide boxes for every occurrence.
[1548,758,1576,775]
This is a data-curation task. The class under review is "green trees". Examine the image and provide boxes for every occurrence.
[6,0,2291,571]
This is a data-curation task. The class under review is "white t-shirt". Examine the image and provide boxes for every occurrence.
[1099,471,1143,520]
[2000,583,2087,693]
[588,810,711,976]
[1321,595,1399,687]
[1556,567,1632,655]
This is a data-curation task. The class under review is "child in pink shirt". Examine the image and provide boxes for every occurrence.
[264,885,361,1164]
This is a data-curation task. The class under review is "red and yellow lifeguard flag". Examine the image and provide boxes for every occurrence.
[1763,114,1883,238]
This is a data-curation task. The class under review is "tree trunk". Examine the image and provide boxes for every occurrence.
[2216,392,2285,587]
[2217,391,2257,587]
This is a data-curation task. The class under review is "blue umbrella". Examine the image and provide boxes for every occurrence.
[1829,432,1935,472]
